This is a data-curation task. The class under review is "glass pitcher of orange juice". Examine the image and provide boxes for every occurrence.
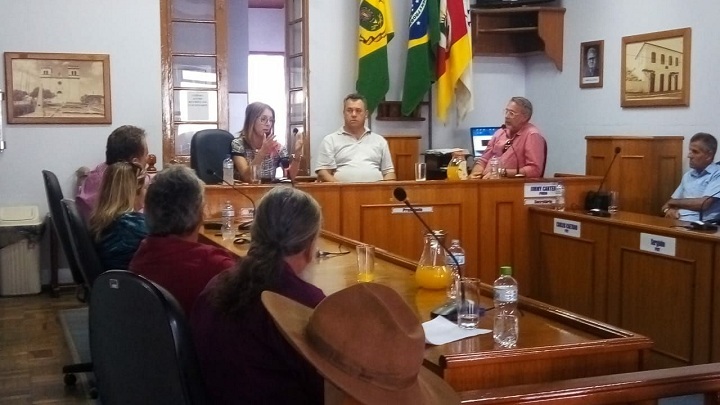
[415,231,452,289]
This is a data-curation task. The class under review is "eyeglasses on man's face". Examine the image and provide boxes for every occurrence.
[258,116,275,124]
[504,109,521,118]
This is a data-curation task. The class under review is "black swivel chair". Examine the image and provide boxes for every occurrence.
[41,170,94,387]
[41,170,87,301]
[60,199,105,290]
[90,270,208,405]
[190,129,234,184]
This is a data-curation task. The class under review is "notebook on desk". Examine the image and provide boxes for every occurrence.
[470,127,500,157]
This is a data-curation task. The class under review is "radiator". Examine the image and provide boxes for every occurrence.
[0,239,41,296]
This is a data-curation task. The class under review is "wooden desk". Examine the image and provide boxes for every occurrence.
[528,207,720,369]
[200,230,651,392]
[204,176,601,291]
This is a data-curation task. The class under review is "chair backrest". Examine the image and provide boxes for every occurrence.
[540,136,548,178]
[190,129,234,184]
[41,170,85,286]
[60,199,105,292]
[90,270,207,405]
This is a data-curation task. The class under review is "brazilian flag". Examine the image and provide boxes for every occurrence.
[357,0,394,113]
[401,0,439,116]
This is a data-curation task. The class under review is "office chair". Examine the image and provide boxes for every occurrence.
[90,270,208,405]
[41,171,94,388]
[60,199,105,290]
[190,129,234,184]
[541,137,548,177]
[41,170,87,301]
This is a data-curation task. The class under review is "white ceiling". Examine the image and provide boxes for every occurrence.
[248,0,284,8]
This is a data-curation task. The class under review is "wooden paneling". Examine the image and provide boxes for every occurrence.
[385,136,421,181]
[471,7,565,71]
[607,226,713,369]
[529,207,719,369]
[204,177,603,286]
[459,363,720,404]
[586,136,684,215]
[530,214,608,320]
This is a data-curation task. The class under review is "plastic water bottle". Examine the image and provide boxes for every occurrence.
[489,156,500,179]
[446,239,466,299]
[493,266,519,348]
[555,182,566,211]
[222,154,234,185]
[221,200,235,241]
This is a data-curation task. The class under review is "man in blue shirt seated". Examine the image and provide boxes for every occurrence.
[662,132,720,221]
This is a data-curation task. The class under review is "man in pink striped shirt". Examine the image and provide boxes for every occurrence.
[470,97,547,179]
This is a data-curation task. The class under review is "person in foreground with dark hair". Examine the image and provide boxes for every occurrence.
[662,132,720,221]
[190,186,326,404]
[129,165,235,315]
[76,125,149,221]
[262,283,460,404]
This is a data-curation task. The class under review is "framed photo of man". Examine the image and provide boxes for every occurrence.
[580,40,604,89]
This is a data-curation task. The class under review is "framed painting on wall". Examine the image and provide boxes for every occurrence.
[621,28,691,108]
[580,40,603,89]
[4,52,112,124]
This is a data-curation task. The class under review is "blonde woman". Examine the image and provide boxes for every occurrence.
[88,162,148,270]
[231,102,304,183]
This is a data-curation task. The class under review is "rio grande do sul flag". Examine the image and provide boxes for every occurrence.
[436,0,473,122]
[401,0,439,116]
[357,0,395,113]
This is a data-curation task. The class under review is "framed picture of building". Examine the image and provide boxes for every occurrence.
[621,28,691,108]
[4,52,111,124]
[580,40,604,89]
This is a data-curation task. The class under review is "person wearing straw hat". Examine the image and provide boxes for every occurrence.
[190,186,326,404]
[262,283,460,404]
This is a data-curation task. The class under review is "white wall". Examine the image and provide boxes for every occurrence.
[528,0,720,176]
[0,0,161,282]
[249,8,285,53]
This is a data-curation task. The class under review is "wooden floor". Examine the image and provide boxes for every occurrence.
[0,289,93,404]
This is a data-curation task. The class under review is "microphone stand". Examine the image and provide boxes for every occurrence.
[687,190,720,231]
[393,187,470,321]
[207,170,256,229]
[500,125,525,178]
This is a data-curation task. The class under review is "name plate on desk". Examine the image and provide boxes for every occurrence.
[640,233,676,256]
[553,218,581,238]
[392,206,434,214]
[525,182,558,206]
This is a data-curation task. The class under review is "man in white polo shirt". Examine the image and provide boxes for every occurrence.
[315,93,396,182]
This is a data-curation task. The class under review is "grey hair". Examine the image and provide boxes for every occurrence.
[210,186,322,315]
[510,96,533,119]
[690,132,717,157]
[144,165,205,236]
[251,186,321,257]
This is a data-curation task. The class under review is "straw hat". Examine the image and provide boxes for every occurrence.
[261,283,460,405]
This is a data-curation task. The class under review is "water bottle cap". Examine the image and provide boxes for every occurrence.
[500,266,512,276]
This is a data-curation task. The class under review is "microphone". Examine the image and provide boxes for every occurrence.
[393,187,472,321]
[206,169,256,228]
[500,125,525,178]
[687,190,720,231]
[585,146,622,216]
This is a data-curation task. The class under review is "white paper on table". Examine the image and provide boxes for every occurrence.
[422,315,491,345]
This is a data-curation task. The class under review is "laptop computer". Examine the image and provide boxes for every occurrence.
[470,127,500,157]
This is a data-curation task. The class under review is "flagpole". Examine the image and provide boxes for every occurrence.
[427,87,434,150]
